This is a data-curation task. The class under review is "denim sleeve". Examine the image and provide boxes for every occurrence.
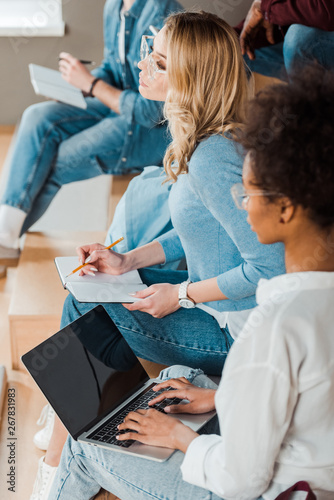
[155,228,186,264]
[119,90,165,128]
[91,49,117,87]
[188,140,285,301]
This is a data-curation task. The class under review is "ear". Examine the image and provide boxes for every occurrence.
[279,198,295,224]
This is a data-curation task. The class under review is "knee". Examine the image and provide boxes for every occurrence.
[157,365,205,382]
[20,101,62,133]
[283,24,318,72]
[60,295,81,329]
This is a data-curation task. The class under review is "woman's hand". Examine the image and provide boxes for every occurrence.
[123,283,180,318]
[59,52,95,92]
[76,243,127,276]
[149,377,216,414]
[117,408,198,453]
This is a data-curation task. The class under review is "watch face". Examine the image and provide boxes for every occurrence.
[179,299,195,309]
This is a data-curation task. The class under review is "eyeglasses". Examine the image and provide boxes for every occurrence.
[231,183,281,209]
[140,35,167,80]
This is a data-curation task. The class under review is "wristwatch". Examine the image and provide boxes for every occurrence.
[178,279,196,309]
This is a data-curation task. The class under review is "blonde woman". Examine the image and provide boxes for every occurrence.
[34,12,285,498]
[59,11,284,374]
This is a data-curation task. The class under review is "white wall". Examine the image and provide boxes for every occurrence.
[0,0,252,124]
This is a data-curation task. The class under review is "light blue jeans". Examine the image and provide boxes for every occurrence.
[1,98,167,235]
[245,24,334,81]
[48,365,225,500]
[60,268,235,376]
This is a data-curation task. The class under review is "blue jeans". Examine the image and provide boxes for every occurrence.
[60,268,234,376]
[48,365,224,500]
[1,98,167,234]
[244,24,334,80]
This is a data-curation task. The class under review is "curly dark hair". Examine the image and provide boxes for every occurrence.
[237,64,334,228]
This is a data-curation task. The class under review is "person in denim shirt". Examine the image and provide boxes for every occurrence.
[0,0,182,266]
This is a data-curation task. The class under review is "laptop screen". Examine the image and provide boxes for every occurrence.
[22,306,149,440]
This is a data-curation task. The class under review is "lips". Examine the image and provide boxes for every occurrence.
[139,73,149,88]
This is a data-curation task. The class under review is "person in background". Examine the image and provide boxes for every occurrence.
[0,0,182,267]
[49,63,334,500]
[236,0,334,80]
[29,10,285,500]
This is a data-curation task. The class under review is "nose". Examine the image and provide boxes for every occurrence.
[138,57,147,70]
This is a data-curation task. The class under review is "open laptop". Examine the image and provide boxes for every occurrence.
[22,305,216,462]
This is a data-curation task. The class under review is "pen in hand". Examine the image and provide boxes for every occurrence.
[65,237,124,277]
[58,57,96,65]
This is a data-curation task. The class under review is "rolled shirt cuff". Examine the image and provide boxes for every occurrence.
[181,434,222,489]
[155,230,185,264]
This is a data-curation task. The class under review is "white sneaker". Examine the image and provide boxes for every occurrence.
[30,456,58,500]
[33,405,55,451]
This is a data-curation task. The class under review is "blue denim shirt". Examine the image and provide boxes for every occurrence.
[91,0,183,169]
[156,135,286,312]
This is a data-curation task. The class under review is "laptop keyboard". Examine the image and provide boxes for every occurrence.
[87,385,183,448]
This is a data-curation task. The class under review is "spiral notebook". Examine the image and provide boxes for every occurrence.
[55,256,147,303]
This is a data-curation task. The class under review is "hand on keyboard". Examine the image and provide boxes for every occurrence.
[116,407,198,453]
[148,377,216,414]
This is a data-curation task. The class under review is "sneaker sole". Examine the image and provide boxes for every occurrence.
[33,437,48,451]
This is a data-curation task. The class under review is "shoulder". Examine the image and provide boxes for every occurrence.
[143,0,183,18]
[188,134,244,181]
[235,276,328,369]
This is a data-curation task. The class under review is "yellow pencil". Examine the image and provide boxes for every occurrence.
[65,237,124,277]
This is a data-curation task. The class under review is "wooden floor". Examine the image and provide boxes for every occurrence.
[0,128,117,500]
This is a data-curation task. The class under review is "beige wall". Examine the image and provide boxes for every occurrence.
[0,0,252,124]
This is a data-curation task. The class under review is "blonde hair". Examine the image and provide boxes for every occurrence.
[163,11,249,182]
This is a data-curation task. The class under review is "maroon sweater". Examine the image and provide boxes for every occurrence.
[261,0,334,31]
[235,0,334,48]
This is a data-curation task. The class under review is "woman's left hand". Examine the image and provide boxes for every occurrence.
[59,52,95,92]
[117,408,198,452]
[123,283,180,318]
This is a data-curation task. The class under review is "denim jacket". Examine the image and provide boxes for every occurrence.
[91,0,183,169]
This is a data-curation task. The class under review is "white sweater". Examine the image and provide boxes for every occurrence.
[181,272,334,500]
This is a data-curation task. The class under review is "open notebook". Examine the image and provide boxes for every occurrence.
[29,64,87,109]
[55,256,147,303]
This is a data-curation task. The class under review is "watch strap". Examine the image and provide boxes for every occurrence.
[178,279,195,303]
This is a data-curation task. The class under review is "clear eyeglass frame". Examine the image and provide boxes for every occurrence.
[140,35,167,80]
[231,183,281,210]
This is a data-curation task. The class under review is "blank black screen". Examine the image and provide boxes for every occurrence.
[22,305,149,439]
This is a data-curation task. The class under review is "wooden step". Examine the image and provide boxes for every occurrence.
[8,231,106,371]
[109,173,138,223]
[0,365,7,422]
[253,72,285,93]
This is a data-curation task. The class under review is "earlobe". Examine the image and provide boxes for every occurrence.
[280,201,295,224]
